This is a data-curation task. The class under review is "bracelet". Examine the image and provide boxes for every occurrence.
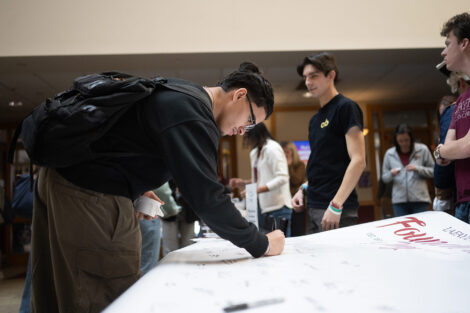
[264,241,271,255]
[328,201,343,215]
[299,183,308,192]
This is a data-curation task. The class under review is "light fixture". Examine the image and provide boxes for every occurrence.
[302,92,313,98]
[8,101,23,107]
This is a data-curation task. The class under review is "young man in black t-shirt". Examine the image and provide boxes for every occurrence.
[292,53,366,233]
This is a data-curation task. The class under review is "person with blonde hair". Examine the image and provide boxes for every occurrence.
[281,141,306,236]
[281,141,306,196]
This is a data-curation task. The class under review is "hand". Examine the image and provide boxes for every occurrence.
[321,209,341,231]
[240,189,246,198]
[229,178,245,189]
[291,189,305,212]
[137,190,165,220]
[436,158,452,166]
[142,190,165,205]
[405,164,417,172]
[390,168,401,176]
[265,230,285,256]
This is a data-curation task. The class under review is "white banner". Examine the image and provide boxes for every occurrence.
[105,212,470,313]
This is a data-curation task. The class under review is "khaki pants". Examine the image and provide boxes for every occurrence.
[31,168,141,313]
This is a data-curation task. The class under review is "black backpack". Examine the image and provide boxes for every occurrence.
[8,71,209,168]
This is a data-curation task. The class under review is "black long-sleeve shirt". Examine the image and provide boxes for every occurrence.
[58,78,268,257]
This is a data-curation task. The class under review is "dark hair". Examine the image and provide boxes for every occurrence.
[296,52,339,83]
[217,62,274,119]
[394,124,415,154]
[243,122,273,150]
[441,12,470,42]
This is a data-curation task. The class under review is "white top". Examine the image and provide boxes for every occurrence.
[249,138,292,214]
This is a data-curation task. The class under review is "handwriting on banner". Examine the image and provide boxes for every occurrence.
[442,227,470,241]
[377,216,448,244]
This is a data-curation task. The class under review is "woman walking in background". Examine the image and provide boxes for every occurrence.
[382,124,434,217]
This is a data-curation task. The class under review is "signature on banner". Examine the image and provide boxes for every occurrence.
[374,216,470,253]
[377,216,447,244]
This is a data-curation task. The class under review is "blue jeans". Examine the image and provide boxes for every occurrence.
[19,252,32,313]
[260,206,292,237]
[455,201,470,224]
[393,202,429,217]
[139,218,162,276]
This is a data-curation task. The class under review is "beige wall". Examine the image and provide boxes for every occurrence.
[1,0,468,57]
[275,110,315,142]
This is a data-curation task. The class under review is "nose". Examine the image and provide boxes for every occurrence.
[305,78,311,88]
[441,47,447,57]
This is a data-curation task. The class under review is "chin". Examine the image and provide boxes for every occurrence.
[445,61,457,72]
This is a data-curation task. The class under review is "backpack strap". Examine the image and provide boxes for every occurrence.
[160,78,212,110]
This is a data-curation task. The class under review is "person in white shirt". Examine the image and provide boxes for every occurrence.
[230,123,293,236]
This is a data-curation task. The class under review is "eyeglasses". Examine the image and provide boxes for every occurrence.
[244,94,257,131]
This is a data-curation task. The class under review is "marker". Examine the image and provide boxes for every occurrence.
[223,297,284,312]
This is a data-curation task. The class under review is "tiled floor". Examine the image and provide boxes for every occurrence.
[0,277,24,313]
[0,266,27,313]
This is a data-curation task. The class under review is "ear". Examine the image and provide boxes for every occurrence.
[327,70,336,82]
[461,38,469,51]
[233,88,248,101]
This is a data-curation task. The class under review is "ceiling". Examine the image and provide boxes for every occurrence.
[0,48,450,123]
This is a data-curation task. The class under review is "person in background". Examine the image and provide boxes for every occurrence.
[436,12,470,224]
[230,123,293,236]
[433,94,457,213]
[139,218,161,275]
[281,141,306,236]
[433,63,470,213]
[17,166,38,313]
[138,184,172,275]
[292,52,366,233]
[382,124,434,217]
[161,181,197,257]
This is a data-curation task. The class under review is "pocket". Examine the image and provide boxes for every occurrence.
[77,249,140,312]
[55,181,100,203]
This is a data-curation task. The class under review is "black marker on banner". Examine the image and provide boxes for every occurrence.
[223,297,284,312]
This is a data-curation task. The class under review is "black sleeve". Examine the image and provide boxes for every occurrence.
[158,121,268,257]
[339,101,363,134]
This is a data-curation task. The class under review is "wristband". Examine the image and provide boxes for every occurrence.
[300,183,308,192]
[328,201,342,215]
[264,241,271,255]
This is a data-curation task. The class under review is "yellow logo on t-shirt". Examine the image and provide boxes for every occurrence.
[321,118,329,128]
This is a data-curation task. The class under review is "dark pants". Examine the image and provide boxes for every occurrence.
[455,201,470,224]
[258,206,292,237]
[392,202,429,217]
[307,208,358,234]
[31,168,141,313]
